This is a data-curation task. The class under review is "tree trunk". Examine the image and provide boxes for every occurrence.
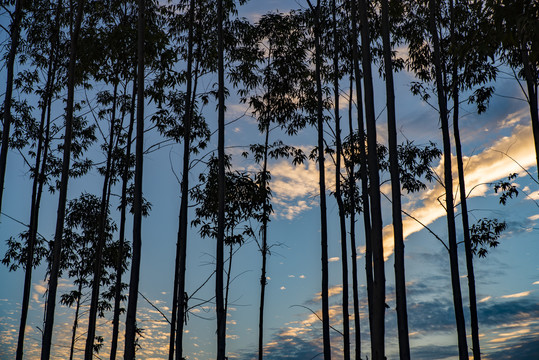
[16,1,61,356]
[41,1,86,358]
[381,0,410,358]
[521,48,539,182]
[347,74,361,360]
[85,82,119,360]
[110,69,137,360]
[258,124,270,360]
[429,1,469,358]
[313,1,331,358]
[358,0,385,358]
[349,0,373,344]
[449,1,480,358]
[69,282,83,360]
[123,0,145,356]
[216,0,226,357]
[332,1,350,358]
[172,1,196,358]
[0,0,24,214]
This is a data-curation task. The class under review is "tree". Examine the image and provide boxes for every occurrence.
[0,0,24,215]
[123,0,145,355]
[41,1,87,358]
[381,0,410,358]
[358,0,386,357]
[428,0,468,357]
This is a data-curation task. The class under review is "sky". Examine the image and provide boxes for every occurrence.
[1,1,539,360]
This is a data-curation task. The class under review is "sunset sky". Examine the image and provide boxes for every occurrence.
[1,1,539,359]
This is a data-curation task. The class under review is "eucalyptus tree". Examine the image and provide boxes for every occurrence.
[329,0,351,357]
[191,155,265,352]
[123,0,145,355]
[0,0,24,214]
[234,11,311,358]
[348,1,373,352]
[486,0,539,179]
[305,0,332,357]
[59,193,125,360]
[41,0,87,357]
[428,0,468,357]
[357,0,386,356]
[380,0,410,357]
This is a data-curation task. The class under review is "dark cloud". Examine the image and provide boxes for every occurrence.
[236,333,323,360]
[409,344,459,360]
[486,336,539,360]
[477,297,539,327]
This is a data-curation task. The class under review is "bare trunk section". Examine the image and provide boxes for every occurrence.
[41,1,86,358]
[349,0,373,344]
[347,74,361,360]
[0,0,24,214]
[69,282,84,360]
[171,1,195,358]
[332,1,350,358]
[449,1,480,358]
[381,0,410,358]
[521,49,539,182]
[429,1,469,358]
[123,0,145,356]
[312,1,331,358]
[258,125,270,360]
[216,0,226,358]
[358,0,385,358]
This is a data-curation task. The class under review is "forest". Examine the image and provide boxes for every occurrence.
[0,0,538,359]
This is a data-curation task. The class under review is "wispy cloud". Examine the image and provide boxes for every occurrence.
[501,291,531,299]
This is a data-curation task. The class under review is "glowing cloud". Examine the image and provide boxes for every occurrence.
[500,291,531,299]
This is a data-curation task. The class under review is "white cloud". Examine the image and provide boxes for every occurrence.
[500,291,531,299]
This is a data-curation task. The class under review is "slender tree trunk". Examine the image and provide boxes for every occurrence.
[0,0,24,214]
[123,0,145,356]
[110,71,137,360]
[16,2,61,355]
[449,1,480,358]
[313,1,331,358]
[41,1,86,358]
[69,281,84,360]
[381,1,410,358]
[332,1,350,358]
[347,74,361,360]
[349,0,373,342]
[429,1,469,358]
[174,1,196,356]
[85,82,119,360]
[224,243,233,340]
[216,0,226,358]
[521,49,539,182]
[358,0,385,358]
[258,124,270,360]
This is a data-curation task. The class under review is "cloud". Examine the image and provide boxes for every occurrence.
[528,214,539,221]
[381,122,536,260]
[328,257,340,262]
[501,291,532,299]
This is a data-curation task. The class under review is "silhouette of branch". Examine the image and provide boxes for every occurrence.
[138,291,170,324]
[289,304,344,336]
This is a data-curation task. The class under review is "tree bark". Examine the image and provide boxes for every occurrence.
[313,1,331,358]
[0,0,24,214]
[258,124,270,360]
[85,82,119,360]
[347,73,361,360]
[16,2,60,357]
[172,1,196,358]
[381,0,410,358]
[358,0,386,358]
[521,48,539,182]
[349,0,373,344]
[41,1,85,358]
[429,1,469,358]
[216,0,226,358]
[123,0,145,356]
[332,1,350,358]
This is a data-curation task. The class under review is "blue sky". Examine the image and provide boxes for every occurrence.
[1,1,539,359]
